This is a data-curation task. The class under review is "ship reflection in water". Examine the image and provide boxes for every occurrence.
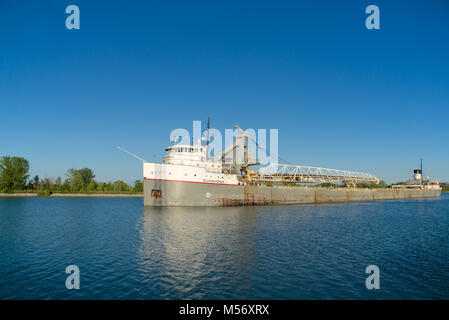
[138,206,259,299]
[136,196,449,299]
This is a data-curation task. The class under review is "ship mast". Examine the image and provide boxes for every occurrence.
[206,117,210,160]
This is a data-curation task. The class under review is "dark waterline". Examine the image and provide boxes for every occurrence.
[0,195,448,299]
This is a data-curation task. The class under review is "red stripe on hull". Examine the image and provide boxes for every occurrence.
[144,177,240,186]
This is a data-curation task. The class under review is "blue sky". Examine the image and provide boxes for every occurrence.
[1,0,448,184]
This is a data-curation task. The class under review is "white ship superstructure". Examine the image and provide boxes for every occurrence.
[144,142,240,187]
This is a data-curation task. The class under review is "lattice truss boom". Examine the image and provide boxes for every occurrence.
[256,164,379,184]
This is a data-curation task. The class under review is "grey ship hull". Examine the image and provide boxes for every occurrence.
[144,179,441,206]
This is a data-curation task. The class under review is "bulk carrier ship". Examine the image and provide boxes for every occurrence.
[121,123,441,206]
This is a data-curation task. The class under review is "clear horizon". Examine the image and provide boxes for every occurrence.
[1,0,448,184]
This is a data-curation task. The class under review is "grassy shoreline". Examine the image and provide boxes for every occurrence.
[0,192,143,198]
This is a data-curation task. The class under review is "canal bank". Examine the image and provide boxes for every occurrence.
[0,193,143,198]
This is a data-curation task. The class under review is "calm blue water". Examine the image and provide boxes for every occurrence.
[0,194,448,299]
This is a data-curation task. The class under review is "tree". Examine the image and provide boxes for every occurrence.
[133,180,143,192]
[112,180,130,192]
[72,175,84,192]
[105,182,112,192]
[0,156,30,192]
[441,183,449,192]
[29,175,40,190]
[86,181,97,192]
[61,179,70,192]
[66,168,95,191]
[77,168,95,185]
[377,180,389,188]
[96,182,105,192]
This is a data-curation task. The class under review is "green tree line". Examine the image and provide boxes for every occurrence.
[441,183,449,193]
[0,156,143,194]
[314,180,389,188]
[2,155,448,193]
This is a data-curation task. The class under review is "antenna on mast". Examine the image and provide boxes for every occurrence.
[114,145,147,162]
[206,117,210,159]
[206,117,210,146]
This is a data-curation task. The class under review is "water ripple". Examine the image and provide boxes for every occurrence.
[0,195,448,299]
